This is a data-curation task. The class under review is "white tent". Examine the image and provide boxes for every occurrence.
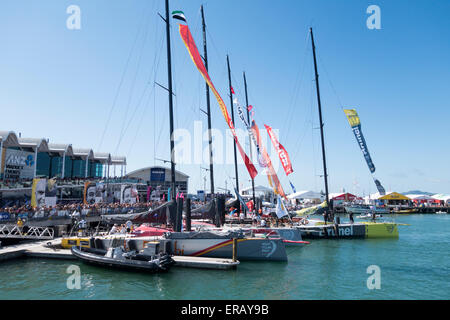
[287,190,323,200]
[432,194,450,204]
[405,194,435,201]
[240,185,272,195]
[364,191,392,204]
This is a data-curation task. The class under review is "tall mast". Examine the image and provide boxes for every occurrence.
[201,5,215,195]
[310,27,330,213]
[227,55,239,196]
[165,0,176,201]
[243,72,256,214]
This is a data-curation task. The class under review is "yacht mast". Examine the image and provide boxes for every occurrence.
[310,27,330,216]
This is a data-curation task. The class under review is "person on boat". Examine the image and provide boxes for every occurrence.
[349,212,354,224]
[239,211,245,222]
[260,218,267,227]
[323,211,328,224]
[371,211,376,222]
[109,224,119,234]
[126,220,132,233]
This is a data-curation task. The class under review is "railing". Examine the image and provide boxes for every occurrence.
[0,225,54,239]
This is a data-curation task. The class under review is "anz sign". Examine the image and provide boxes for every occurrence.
[4,149,36,179]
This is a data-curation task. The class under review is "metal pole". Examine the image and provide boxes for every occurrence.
[61,151,66,179]
[227,55,239,199]
[165,0,176,201]
[48,156,53,178]
[201,5,215,196]
[0,140,3,180]
[85,157,88,178]
[232,238,237,262]
[243,72,256,215]
[310,28,330,216]
[33,148,38,178]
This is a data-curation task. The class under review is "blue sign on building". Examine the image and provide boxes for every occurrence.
[150,168,166,182]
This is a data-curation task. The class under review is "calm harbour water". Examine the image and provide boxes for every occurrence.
[0,214,448,300]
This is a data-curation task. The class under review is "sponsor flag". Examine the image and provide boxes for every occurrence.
[172,10,186,23]
[147,186,151,202]
[344,108,386,195]
[251,121,288,200]
[131,186,139,203]
[289,180,297,194]
[265,124,293,176]
[45,178,57,207]
[250,120,268,168]
[235,188,249,212]
[275,195,289,218]
[231,86,235,94]
[248,105,253,112]
[31,178,46,209]
[179,23,257,179]
[295,201,327,216]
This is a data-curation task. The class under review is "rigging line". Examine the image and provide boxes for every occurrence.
[316,51,344,109]
[115,9,153,153]
[289,48,314,162]
[153,31,170,165]
[97,1,149,151]
[282,31,311,144]
[119,81,152,153]
[153,82,156,166]
[171,9,202,137]
[308,61,318,192]
[125,8,165,159]
[126,83,154,157]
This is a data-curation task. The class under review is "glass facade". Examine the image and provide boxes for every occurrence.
[2,147,109,180]
[71,159,86,177]
[89,162,103,178]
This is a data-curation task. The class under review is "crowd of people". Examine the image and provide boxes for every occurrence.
[0,176,146,190]
[0,201,168,222]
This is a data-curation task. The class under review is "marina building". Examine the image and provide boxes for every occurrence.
[0,130,126,181]
[124,166,189,195]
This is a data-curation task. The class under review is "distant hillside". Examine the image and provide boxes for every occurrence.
[402,190,435,196]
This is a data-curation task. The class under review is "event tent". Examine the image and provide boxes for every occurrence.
[287,190,323,200]
[432,194,450,205]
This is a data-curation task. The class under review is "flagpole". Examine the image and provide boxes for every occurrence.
[310,28,330,222]
[201,5,215,196]
[243,72,256,215]
[165,0,176,201]
[227,55,240,210]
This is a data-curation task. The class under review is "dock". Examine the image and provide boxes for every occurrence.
[0,238,73,261]
[172,256,239,270]
[0,239,239,270]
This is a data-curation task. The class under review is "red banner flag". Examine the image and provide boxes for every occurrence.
[231,86,235,94]
[264,124,294,176]
[179,24,257,179]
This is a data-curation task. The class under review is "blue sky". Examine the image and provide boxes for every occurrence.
[1,0,449,195]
